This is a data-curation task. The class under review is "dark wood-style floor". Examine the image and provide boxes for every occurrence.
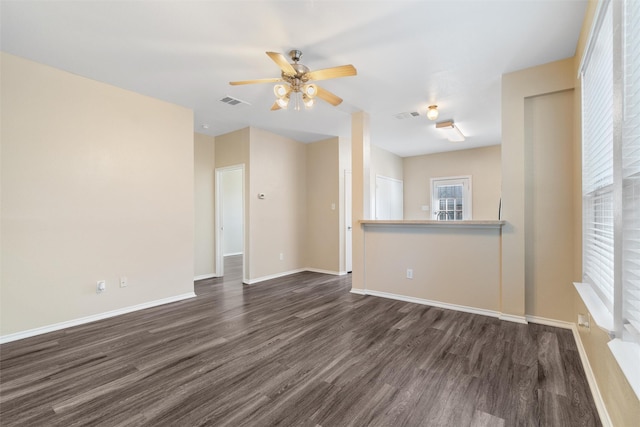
[1,255,601,426]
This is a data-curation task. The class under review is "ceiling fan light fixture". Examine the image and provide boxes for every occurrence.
[276,96,290,109]
[274,84,289,98]
[435,120,465,142]
[303,84,317,98]
[426,105,439,121]
[303,94,315,108]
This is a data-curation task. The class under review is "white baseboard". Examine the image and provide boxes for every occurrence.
[570,324,613,426]
[244,269,306,285]
[350,288,366,295]
[194,273,217,281]
[499,313,528,324]
[525,315,573,329]
[358,289,502,319]
[245,267,348,284]
[305,268,347,276]
[0,292,197,344]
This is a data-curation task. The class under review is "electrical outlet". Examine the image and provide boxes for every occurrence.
[578,313,590,330]
[406,269,413,279]
[120,276,128,288]
[96,280,106,294]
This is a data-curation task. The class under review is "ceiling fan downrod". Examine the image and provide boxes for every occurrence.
[289,49,303,63]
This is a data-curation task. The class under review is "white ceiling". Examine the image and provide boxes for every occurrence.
[0,0,587,157]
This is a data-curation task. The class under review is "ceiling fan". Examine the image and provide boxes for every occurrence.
[229,50,357,110]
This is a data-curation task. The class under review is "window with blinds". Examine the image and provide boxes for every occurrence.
[581,0,640,346]
[579,0,640,398]
[582,0,615,311]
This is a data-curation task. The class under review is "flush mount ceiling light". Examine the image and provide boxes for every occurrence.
[426,105,439,121]
[435,120,465,142]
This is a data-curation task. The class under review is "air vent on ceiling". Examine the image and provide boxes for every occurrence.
[393,111,420,120]
[219,95,251,106]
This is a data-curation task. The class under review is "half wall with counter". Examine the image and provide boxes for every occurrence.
[354,220,506,319]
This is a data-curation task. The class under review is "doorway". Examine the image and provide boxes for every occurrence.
[215,165,244,278]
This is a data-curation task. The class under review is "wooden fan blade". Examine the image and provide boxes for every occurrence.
[229,77,282,85]
[307,65,357,81]
[266,52,297,76]
[316,86,343,106]
[270,102,282,111]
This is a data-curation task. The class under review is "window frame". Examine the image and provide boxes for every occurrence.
[430,175,472,221]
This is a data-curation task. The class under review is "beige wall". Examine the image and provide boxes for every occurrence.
[350,112,371,291]
[371,145,403,181]
[194,133,216,279]
[524,90,575,322]
[0,53,194,337]
[403,146,501,220]
[215,128,250,168]
[572,0,640,424]
[215,127,347,281]
[363,225,501,312]
[501,58,575,321]
[371,145,404,218]
[306,138,341,273]
[248,127,307,281]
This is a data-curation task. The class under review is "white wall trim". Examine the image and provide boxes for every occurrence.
[570,324,613,427]
[245,268,349,284]
[223,252,243,257]
[305,268,347,276]
[499,313,529,324]
[243,269,307,285]
[525,315,573,329]
[351,288,532,325]
[194,274,217,281]
[0,292,197,344]
[358,289,502,319]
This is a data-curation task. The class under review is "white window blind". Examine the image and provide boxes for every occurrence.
[622,0,640,339]
[582,0,615,309]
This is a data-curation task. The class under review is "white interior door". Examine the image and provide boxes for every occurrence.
[345,170,352,273]
[375,175,403,220]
